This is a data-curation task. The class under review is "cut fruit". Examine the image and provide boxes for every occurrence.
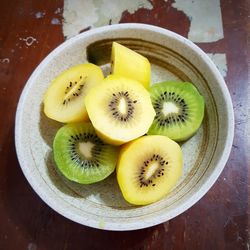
[111,42,151,88]
[44,63,104,123]
[117,135,183,205]
[85,75,156,145]
[53,122,119,184]
[148,81,205,141]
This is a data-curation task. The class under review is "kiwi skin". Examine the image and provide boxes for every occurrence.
[148,81,205,142]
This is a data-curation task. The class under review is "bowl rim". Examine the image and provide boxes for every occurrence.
[15,23,234,231]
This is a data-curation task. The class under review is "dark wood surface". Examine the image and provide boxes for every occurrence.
[0,0,249,249]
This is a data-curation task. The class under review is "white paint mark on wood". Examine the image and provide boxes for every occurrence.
[63,0,97,38]
[35,11,45,19]
[51,18,61,25]
[63,0,152,39]
[19,36,38,46]
[207,53,227,77]
[27,243,37,250]
[0,58,10,63]
[172,0,224,42]
[54,7,62,14]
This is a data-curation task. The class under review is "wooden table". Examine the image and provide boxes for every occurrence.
[0,0,249,249]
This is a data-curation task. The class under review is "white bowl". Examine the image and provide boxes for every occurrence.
[15,23,234,231]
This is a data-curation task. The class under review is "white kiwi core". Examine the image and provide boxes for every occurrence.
[144,162,159,180]
[118,97,127,115]
[162,102,179,116]
[78,141,95,159]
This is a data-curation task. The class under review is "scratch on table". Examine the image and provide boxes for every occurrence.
[19,36,38,47]
[183,230,186,241]
[152,228,159,241]
[224,217,235,228]
[163,221,169,232]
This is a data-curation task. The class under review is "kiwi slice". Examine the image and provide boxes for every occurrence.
[85,75,156,145]
[111,42,151,88]
[43,63,104,123]
[53,122,119,184]
[148,81,205,141]
[117,135,183,205]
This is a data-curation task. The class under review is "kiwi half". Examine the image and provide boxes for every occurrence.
[85,75,155,145]
[44,63,104,123]
[148,81,205,141]
[53,123,119,184]
[117,135,183,205]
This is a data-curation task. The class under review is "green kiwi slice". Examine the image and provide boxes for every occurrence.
[53,123,119,184]
[148,81,205,141]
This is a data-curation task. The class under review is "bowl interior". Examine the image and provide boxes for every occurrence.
[15,24,233,230]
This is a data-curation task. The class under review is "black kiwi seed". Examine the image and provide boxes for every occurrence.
[108,91,137,122]
[67,132,104,169]
[62,77,86,105]
[138,153,168,188]
[152,89,189,127]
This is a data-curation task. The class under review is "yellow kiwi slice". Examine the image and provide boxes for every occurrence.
[43,63,104,123]
[111,42,151,88]
[85,75,155,145]
[117,135,183,205]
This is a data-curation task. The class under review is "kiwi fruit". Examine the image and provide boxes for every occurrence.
[53,122,119,184]
[44,63,104,123]
[148,81,205,141]
[85,75,156,145]
[111,42,151,88]
[117,135,183,205]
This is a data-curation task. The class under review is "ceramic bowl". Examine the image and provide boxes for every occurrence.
[15,23,234,231]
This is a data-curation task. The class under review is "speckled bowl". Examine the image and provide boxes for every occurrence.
[15,23,234,231]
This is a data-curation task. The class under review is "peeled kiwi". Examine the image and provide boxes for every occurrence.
[43,63,104,123]
[85,75,155,145]
[111,42,151,88]
[117,135,183,205]
[53,122,119,184]
[148,81,205,141]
